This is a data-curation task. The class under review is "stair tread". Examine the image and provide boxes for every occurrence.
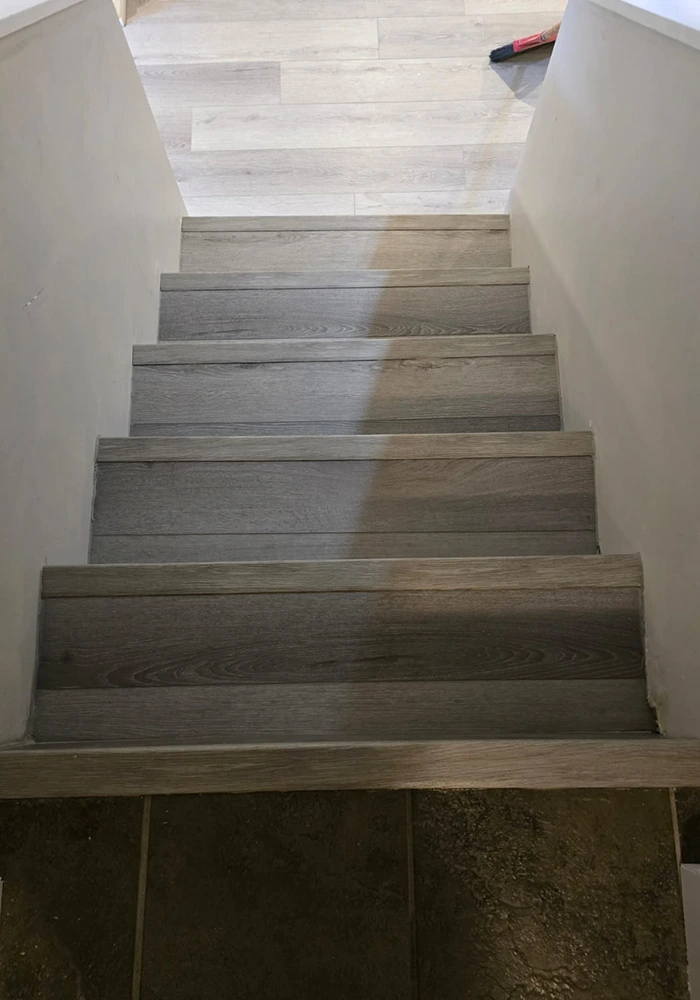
[42,555,641,598]
[161,268,528,290]
[98,433,592,463]
[181,215,511,233]
[4,738,699,799]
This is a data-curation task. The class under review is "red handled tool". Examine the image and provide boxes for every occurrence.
[489,21,561,62]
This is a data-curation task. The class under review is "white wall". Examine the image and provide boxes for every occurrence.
[511,0,700,734]
[0,0,184,743]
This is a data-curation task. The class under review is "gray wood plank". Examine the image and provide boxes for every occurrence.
[158,285,530,339]
[91,457,595,536]
[281,57,548,104]
[191,100,532,151]
[126,19,379,64]
[131,416,562,437]
[42,555,644,599]
[354,191,510,215]
[182,194,357,217]
[148,107,192,152]
[128,359,560,431]
[7,738,699,798]
[38,587,642,690]
[463,142,525,189]
[179,230,511,271]
[90,529,594,563]
[99,434,588,463]
[127,0,466,21]
[161,268,528,290]
[138,61,281,107]
[34,679,653,744]
[378,14,563,58]
[181,215,510,231]
[134,334,550,364]
[169,147,468,198]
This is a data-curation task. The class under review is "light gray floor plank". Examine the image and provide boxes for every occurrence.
[463,0,566,12]
[139,61,281,107]
[191,99,533,151]
[127,19,379,64]
[463,141,525,189]
[183,194,357,216]
[42,555,644,599]
[281,57,548,105]
[134,334,550,363]
[38,587,642,689]
[34,679,653,743]
[148,107,192,152]
[158,285,530,339]
[181,214,510,231]
[169,146,468,198]
[378,14,563,58]
[90,457,595,537]
[179,230,511,271]
[128,0,466,20]
[91,530,594,563]
[129,358,560,431]
[356,190,511,214]
[161,268,526,290]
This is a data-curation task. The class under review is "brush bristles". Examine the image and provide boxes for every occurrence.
[489,43,516,62]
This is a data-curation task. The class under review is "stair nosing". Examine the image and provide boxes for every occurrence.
[96,432,592,463]
[42,555,642,599]
[160,267,529,291]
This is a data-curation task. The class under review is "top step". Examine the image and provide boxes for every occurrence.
[180,215,512,272]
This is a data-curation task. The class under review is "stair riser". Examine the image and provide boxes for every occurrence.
[130,356,559,435]
[158,285,530,339]
[39,588,643,690]
[90,457,596,562]
[180,229,511,272]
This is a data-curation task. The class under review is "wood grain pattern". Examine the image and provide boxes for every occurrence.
[43,556,643,599]
[161,268,528,290]
[378,14,564,58]
[127,0,466,20]
[191,100,532,152]
[158,286,530,339]
[281,58,548,105]
[179,194,357,217]
[179,229,511,271]
[4,738,697,798]
[138,61,281,107]
[181,215,510,231]
[90,457,595,537]
[127,19,379,64]
[131,416,562,437]
[463,142,525,189]
[33,680,653,744]
[128,358,560,431]
[355,191,510,214]
[90,530,594,564]
[169,147,468,198]
[39,588,642,690]
[135,334,549,364]
[99,434,588,464]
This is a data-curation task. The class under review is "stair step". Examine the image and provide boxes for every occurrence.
[180,215,511,271]
[131,335,559,436]
[35,555,650,745]
[159,268,530,340]
[181,215,511,233]
[90,434,596,563]
[6,738,700,798]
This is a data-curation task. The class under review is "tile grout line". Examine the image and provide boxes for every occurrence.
[405,789,419,1000]
[131,795,152,1000]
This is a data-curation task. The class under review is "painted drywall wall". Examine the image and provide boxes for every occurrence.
[0,0,184,743]
[510,0,700,734]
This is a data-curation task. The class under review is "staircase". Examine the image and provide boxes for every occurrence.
[8,213,698,796]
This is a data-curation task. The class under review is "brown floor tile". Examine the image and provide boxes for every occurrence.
[141,791,410,1000]
[413,789,688,1000]
[0,797,142,1000]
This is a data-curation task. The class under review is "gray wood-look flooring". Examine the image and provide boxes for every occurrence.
[124,0,566,214]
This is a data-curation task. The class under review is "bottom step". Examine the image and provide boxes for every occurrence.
[1,739,700,797]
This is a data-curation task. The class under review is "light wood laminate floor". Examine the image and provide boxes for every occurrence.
[125,0,566,215]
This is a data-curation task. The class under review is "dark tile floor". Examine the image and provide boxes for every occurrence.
[0,790,689,1000]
